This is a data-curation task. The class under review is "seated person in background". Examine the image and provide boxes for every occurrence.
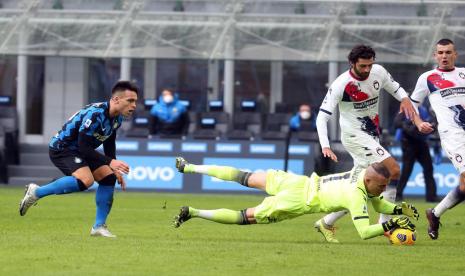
[150,88,189,136]
[289,104,316,131]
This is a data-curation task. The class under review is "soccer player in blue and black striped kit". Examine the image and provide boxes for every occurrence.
[19,80,139,238]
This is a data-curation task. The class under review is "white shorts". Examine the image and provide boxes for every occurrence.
[341,132,391,168]
[440,130,465,174]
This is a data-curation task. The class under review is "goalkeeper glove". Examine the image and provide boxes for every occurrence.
[382,217,416,232]
[393,202,419,220]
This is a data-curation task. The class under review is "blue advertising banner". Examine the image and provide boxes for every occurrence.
[404,162,458,196]
[202,157,304,191]
[121,156,182,189]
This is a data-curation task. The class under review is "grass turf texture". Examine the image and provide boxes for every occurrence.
[1,186,464,275]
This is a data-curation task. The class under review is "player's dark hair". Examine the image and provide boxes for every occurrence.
[112,80,139,95]
[348,44,376,64]
[371,162,391,179]
[437,38,454,46]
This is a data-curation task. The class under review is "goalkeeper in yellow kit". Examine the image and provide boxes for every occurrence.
[173,157,419,242]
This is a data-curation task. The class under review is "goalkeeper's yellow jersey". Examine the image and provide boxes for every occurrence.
[305,167,397,239]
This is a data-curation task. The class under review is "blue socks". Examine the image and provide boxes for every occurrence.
[35,176,83,198]
[34,175,115,228]
[93,185,115,228]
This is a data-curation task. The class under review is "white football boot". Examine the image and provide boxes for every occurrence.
[19,183,39,216]
[90,224,117,238]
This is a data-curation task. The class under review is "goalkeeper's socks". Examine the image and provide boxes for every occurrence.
[190,208,244,224]
[434,186,465,216]
[184,165,251,186]
[35,176,83,198]
[94,185,115,228]
[322,210,348,226]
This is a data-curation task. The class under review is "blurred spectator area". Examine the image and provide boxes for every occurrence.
[120,97,319,143]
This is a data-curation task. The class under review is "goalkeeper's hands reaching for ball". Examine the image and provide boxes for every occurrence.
[393,201,420,220]
[382,202,419,232]
[382,217,416,232]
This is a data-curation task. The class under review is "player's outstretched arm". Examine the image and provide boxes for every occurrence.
[351,216,385,240]
[399,97,417,120]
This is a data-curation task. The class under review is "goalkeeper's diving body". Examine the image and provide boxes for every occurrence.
[173,157,419,241]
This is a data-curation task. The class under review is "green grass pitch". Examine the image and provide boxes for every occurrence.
[1,186,464,275]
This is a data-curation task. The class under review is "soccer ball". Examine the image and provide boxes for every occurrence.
[389,228,416,245]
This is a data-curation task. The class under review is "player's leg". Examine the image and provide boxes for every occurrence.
[38,167,93,197]
[379,156,400,223]
[174,170,308,227]
[426,137,465,239]
[90,165,117,238]
[396,144,416,202]
[426,172,465,238]
[175,157,266,191]
[416,142,437,202]
[173,206,256,228]
[19,150,94,216]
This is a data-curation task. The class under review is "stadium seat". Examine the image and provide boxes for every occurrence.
[275,102,292,114]
[261,113,292,140]
[192,112,229,140]
[187,111,198,135]
[125,110,151,138]
[144,99,157,111]
[227,112,262,140]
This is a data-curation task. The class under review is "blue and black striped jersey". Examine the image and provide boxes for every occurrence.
[49,102,123,151]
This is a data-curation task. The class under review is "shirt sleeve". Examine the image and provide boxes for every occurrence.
[316,111,331,148]
[78,133,112,165]
[370,196,398,215]
[379,65,409,101]
[409,73,429,108]
[103,131,116,160]
[348,191,385,240]
[317,84,343,148]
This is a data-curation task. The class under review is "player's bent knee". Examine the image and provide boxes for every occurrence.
[75,174,95,188]
[98,174,117,186]
[76,178,91,191]
[239,208,257,225]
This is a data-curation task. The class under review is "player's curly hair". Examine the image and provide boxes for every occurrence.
[348,44,376,64]
[370,162,391,179]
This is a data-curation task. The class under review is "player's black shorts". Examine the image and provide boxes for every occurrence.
[49,148,108,176]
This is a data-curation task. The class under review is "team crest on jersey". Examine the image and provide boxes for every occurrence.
[362,204,368,214]
[455,154,463,163]
[373,80,380,90]
[376,147,385,156]
[74,157,82,164]
[84,119,92,128]
[460,72,465,79]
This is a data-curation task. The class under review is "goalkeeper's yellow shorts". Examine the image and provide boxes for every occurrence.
[254,169,311,224]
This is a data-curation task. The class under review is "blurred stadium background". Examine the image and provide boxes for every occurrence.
[1,0,464,197]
